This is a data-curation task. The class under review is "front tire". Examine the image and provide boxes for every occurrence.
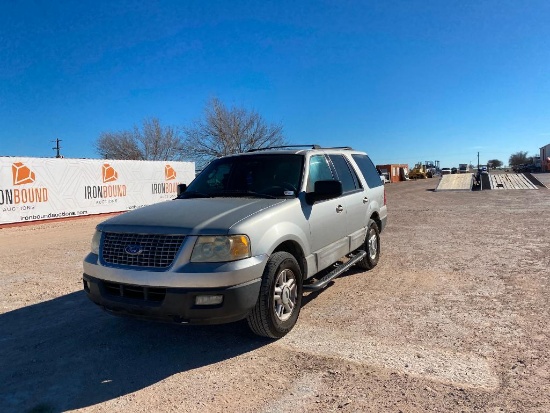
[247,252,303,338]
[356,219,380,270]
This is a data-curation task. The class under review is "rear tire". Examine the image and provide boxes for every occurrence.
[247,252,303,338]
[356,219,380,270]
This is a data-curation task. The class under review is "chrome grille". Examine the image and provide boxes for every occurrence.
[102,232,185,268]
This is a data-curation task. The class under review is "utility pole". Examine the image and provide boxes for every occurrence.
[52,138,62,158]
[477,152,480,169]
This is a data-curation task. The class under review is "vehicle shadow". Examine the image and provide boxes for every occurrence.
[0,292,268,413]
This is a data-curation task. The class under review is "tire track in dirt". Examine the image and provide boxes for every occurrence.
[261,372,323,413]
[279,325,499,390]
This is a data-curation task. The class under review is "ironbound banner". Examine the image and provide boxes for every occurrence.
[0,157,195,225]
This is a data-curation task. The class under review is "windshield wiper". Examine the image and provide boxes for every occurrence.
[216,190,276,199]
[176,191,212,199]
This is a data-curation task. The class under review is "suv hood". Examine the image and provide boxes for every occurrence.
[97,198,286,235]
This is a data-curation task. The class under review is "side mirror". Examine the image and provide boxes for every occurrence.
[307,180,343,203]
[177,183,187,196]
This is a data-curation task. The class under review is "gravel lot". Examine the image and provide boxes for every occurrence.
[1,176,549,412]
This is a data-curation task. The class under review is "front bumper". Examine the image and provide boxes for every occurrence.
[83,245,267,324]
[83,274,261,324]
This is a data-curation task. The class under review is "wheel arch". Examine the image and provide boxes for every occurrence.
[272,240,307,280]
[369,211,382,232]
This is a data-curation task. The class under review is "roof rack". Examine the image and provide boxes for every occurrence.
[247,144,321,152]
[247,145,354,153]
[323,146,354,150]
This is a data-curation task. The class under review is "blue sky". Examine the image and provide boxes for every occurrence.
[1,0,549,168]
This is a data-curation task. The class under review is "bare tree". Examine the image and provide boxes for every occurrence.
[508,151,531,167]
[96,118,184,161]
[139,118,184,161]
[96,130,143,160]
[183,97,287,168]
[487,159,503,169]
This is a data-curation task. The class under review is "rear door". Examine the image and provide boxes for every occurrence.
[327,154,369,251]
[350,153,386,227]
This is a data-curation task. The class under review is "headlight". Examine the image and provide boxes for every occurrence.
[91,230,101,255]
[191,235,251,262]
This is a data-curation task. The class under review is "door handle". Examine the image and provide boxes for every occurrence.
[363,197,369,203]
[336,205,344,213]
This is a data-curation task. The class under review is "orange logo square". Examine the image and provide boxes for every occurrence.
[165,165,176,180]
[102,164,118,183]
[12,162,36,185]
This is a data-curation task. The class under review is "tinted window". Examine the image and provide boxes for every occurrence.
[328,155,360,193]
[351,154,383,188]
[307,155,334,192]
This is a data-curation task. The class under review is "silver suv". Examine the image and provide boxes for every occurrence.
[83,145,387,338]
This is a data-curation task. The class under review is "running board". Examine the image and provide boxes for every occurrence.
[303,250,367,292]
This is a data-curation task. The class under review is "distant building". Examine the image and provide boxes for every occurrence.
[376,164,409,183]
[541,143,550,172]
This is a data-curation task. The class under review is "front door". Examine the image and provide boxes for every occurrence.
[303,155,349,272]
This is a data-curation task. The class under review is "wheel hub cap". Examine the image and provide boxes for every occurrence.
[273,269,297,322]
[368,232,377,259]
[282,286,290,305]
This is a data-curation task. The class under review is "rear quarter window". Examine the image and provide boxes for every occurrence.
[351,154,383,188]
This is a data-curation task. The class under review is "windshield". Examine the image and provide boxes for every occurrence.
[180,154,304,199]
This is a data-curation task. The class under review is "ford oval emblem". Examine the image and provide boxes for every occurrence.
[125,244,143,255]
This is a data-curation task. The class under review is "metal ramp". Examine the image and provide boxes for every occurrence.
[435,173,545,191]
[489,173,538,190]
[435,174,474,191]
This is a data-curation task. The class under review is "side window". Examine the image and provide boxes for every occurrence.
[307,155,334,192]
[328,155,360,193]
[351,154,383,188]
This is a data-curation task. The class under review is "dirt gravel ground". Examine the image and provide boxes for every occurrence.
[1,176,549,413]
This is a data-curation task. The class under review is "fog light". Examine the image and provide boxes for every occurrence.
[195,295,223,306]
